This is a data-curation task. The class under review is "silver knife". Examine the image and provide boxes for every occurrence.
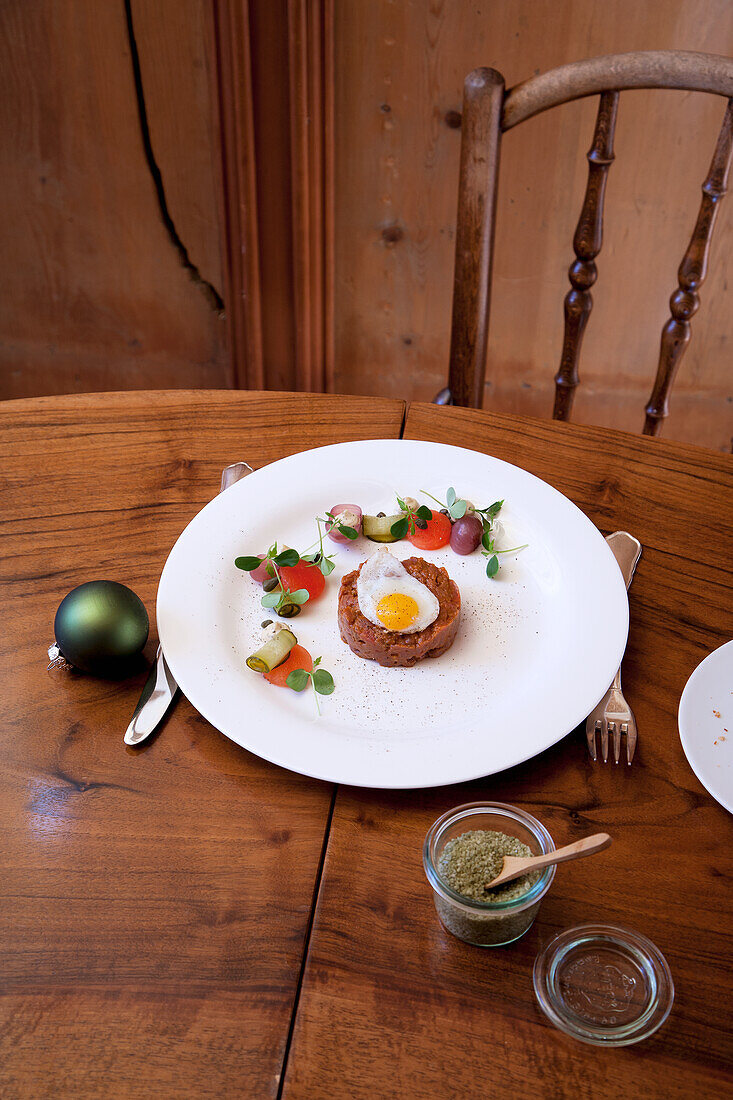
[124,461,254,746]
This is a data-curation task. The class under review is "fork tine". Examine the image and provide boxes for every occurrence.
[587,720,599,761]
[601,722,611,763]
[626,722,637,765]
[613,723,623,764]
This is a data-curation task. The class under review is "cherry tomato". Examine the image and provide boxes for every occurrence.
[264,644,313,687]
[278,561,326,603]
[406,509,452,550]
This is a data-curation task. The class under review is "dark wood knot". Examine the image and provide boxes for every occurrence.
[381,224,404,246]
[444,109,462,129]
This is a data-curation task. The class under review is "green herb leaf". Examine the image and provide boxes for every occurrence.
[338,524,359,540]
[482,530,494,552]
[487,500,503,518]
[261,591,281,608]
[313,669,335,695]
[416,505,433,522]
[446,487,456,507]
[450,500,467,520]
[286,668,310,692]
[395,494,407,512]
[287,588,310,605]
[274,548,299,568]
[319,557,336,576]
[486,554,499,578]
[313,656,321,667]
[390,516,409,539]
[235,555,264,571]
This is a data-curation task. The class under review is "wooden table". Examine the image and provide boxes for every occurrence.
[1,392,731,1100]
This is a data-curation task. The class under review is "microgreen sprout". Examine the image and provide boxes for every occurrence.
[420,490,527,578]
[301,512,356,577]
[235,543,310,614]
[480,527,529,579]
[391,495,433,539]
[286,656,335,714]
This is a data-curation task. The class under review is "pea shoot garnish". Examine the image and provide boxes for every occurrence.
[480,521,528,579]
[391,495,433,539]
[286,657,335,713]
[235,543,310,615]
[301,513,357,577]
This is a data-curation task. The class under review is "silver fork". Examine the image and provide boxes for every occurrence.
[586,532,642,764]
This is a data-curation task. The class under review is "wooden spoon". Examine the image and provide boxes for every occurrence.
[485,832,611,889]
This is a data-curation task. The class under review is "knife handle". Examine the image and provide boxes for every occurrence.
[605,531,642,590]
[221,462,254,493]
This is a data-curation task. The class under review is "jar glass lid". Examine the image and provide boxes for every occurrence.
[533,923,674,1046]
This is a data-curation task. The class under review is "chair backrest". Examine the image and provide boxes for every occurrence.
[440,50,733,435]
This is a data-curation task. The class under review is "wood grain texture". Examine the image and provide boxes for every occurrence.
[0,0,229,399]
[0,391,405,1099]
[288,0,335,393]
[333,0,733,449]
[282,402,733,1100]
[212,0,265,388]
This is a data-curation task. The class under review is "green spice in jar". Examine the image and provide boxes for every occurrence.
[439,829,540,902]
[435,828,543,946]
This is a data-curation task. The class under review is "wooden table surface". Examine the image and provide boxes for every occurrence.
[1,392,731,1100]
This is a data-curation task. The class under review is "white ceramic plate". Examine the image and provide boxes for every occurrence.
[157,439,628,788]
[678,640,733,814]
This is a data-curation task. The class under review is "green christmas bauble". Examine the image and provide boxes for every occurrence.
[52,580,149,675]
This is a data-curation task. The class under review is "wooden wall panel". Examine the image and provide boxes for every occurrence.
[0,0,229,399]
[333,0,733,449]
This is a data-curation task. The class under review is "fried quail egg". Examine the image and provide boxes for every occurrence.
[357,547,439,633]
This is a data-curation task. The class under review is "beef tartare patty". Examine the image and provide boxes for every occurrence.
[338,556,460,667]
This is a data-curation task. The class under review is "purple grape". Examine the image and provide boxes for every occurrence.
[450,515,483,555]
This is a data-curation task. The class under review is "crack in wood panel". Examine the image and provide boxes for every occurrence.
[124,0,225,313]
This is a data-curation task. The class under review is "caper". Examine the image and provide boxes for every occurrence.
[376,511,386,518]
[263,576,279,593]
[414,516,428,529]
[261,619,273,628]
[278,602,301,618]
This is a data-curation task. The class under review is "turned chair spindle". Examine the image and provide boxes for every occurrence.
[441,51,733,436]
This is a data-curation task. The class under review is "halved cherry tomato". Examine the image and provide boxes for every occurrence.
[264,644,313,687]
[278,561,326,602]
[406,509,452,550]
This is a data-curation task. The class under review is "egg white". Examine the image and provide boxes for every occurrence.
[356,548,439,633]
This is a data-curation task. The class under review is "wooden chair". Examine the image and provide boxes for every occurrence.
[437,50,733,435]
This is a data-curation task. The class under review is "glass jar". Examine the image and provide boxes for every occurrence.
[423,802,556,947]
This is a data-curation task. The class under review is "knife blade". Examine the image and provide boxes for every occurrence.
[124,459,254,746]
[124,645,178,745]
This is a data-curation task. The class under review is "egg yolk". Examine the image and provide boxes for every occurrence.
[376,593,419,630]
